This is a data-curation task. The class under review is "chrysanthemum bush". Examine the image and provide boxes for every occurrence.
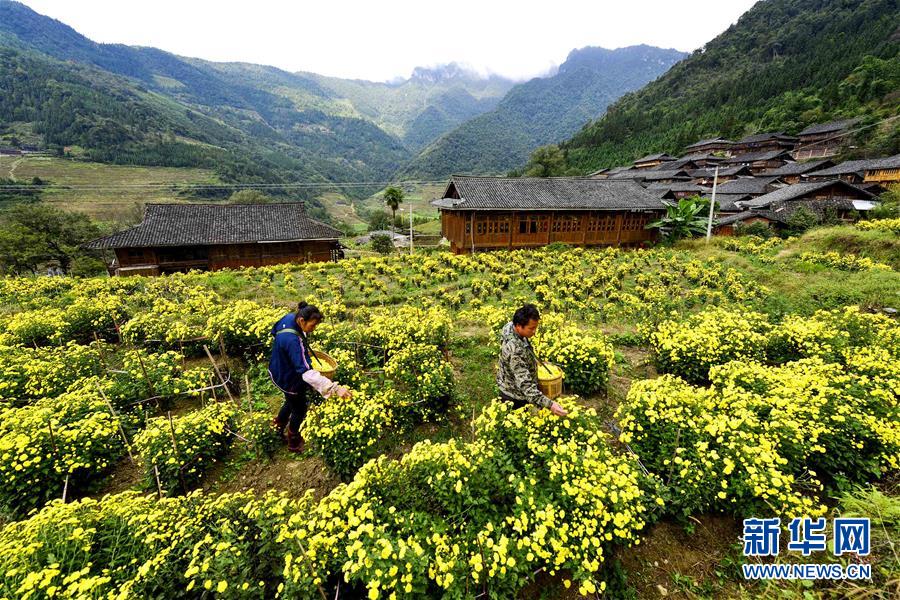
[105,349,211,407]
[531,313,616,395]
[0,399,657,599]
[120,288,222,345]
[0,489,308,600]
[616,352,900,518]
[650,305,900,383]
[301,387,398,479]
[238,411,283,458]
[0,293,128,346]
[285,399,655,598]
[0,342,104,403]
[301,307,456,478]
[717,235,786,257]
[0,382,122,517]
[383,342,454,421]
[797,251,892,272]
[647,307,771,383]
[203,300,284,353]
[856,217,900,232]
[134,402,237,494]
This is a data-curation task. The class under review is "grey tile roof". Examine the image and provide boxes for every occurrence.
[689,165,752,178]
[725,149,794,163]
[808,159,883,177]
[763,159,834,176]
[663,157,702,170]
[716,177,785,195]
[716,212,760,226]
[737,132,797,144]
[679,152,726,162]
[634,153,675,164]
[647,183,711,193]
[798,118,861,137]
[741,180,875,209]
[609,168,691,181]
[869,154,900,169]
[433,176,666,211]
[85,203,343,249]
[701,193,753,212]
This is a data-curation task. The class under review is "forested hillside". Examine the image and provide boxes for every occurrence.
[559,0,900,172]
[401,45,686,179]
[0,0,515,196]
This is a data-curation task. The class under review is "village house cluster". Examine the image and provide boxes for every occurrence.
[434,119,899,253]
[84,120,899,272]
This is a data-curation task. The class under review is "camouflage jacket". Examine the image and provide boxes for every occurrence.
[496,321,552,409]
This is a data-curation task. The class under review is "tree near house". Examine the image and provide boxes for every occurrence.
[0,204,103,274]
[228,190,274,204]
[383,186,404,232]
[523,145,572,177]
[646,196,712,242]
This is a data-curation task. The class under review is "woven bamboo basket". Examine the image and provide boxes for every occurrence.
[537,363,564,400]
[311,351,337,380]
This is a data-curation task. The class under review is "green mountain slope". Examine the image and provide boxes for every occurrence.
[399,45,686,179]
[306,65,514,150]
[0,0,518,198]
[560,0,900,172]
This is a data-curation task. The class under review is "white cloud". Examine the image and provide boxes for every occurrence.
[15,0,759,81]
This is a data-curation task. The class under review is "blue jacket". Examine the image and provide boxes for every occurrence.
[268,313,314,395]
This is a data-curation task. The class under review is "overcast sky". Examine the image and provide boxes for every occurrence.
[17,0,759,81]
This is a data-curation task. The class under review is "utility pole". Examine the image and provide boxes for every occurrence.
[706,165,719,242]
[409,206,414,254]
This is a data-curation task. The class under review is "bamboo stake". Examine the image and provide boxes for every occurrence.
[218,335,230,373]
[62,473,69,502]
[135,352,157,399]
[244,373,253,413]
[97,382,135,462]
[204,345,236,403]
[92,332,109,369]
[47,420,58,454]
[295,539,328,600]
[110,314,123,344]
[209,374,218,402]
[153,463,163,498]
[166,411,180,456]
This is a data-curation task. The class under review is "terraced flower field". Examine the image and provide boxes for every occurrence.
[0,227,897,599]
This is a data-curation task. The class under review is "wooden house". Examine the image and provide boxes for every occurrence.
[724,149,795,174]
[806,159,874,184]
[678,152,726,168]
[85,203,343,276]
[715,176,786,197]
[633,153,676,170]
[763,159,834,184]
[689,165,753,185]
[588,165,636,179]
[731,132,798,155]
[682,138,735,156]
[647,183,711,201]
[714,180,877,235]
[863,154,900,185]
[701,193,753,215]
[610,168,692,184]
[794,118,860,159]
[432,176,666,254]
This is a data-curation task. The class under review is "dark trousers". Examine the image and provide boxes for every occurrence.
[277,390,309,432]
[499,391,529,410]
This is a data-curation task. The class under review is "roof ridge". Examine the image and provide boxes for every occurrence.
[144,201,308,207]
